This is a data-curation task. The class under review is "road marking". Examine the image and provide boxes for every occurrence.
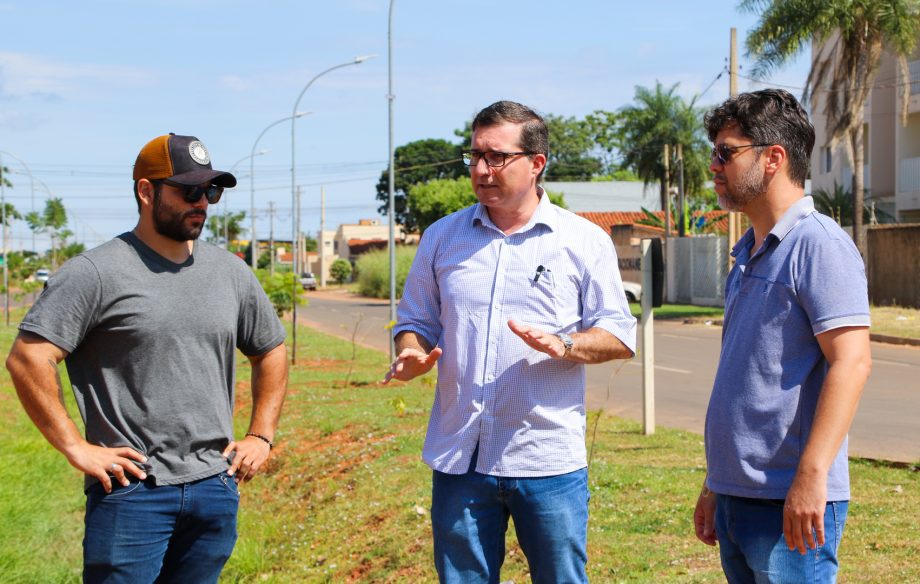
[627,361,693,374]
[872,358,910,368]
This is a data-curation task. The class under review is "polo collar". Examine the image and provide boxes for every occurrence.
[730,196,816,259]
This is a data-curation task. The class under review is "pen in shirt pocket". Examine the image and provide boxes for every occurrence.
[532,265,552,285]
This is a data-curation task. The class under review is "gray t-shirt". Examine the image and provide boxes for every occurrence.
[20,232,286,486]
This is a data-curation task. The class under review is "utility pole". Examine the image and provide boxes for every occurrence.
[292,186,301,365]
[0,154,7,327]
[268,201,276,276]
[663,143,671,238]
[727,27,741,267]
[320,185,327,288]
[677,143,686,237]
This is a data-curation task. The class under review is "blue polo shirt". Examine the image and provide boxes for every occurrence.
[705,196,870,501]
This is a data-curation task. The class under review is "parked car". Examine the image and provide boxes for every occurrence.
[35,268,50,283]
[622,280,642,303]
[300,272,317,291]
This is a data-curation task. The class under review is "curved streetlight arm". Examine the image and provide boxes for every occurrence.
[249,112,311,270]
[289,55,375,365]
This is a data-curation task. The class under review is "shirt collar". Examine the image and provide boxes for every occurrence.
[770,196,815,242]
[730,196,815,258]
[472,186,556,233]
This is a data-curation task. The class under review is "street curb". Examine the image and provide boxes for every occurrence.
[870,333,920,347]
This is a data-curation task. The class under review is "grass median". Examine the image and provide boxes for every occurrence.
[0,321,917,583]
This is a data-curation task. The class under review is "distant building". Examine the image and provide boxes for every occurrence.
[544,180,661,212]
[810,35,920,222]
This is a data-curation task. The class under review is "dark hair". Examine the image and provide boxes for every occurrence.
[472,100,548,180]
[704,89,814,187]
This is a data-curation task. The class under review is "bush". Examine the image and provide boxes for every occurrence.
[355,246,416,299]
[254,269,305,316]
[330,258,352,284]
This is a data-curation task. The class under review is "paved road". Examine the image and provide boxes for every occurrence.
[299,290,920,462]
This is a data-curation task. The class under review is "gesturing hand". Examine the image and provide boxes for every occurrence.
[383,347,442,384]
[507,319,567,358]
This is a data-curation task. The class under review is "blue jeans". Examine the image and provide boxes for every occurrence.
[715,494,848,584]
[431,457,589,584]
[83,471,240,584]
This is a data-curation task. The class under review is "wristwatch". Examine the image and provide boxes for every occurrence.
[556,333,574,358]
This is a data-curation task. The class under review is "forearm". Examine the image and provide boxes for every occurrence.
[395,330,434,354]
[797,356,870,478]
[567,327,633,364]
[247,343,288,439]
[6,339,84,457]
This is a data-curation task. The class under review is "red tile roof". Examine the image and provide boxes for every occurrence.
[577,210,729,235]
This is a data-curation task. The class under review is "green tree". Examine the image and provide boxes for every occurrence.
[0,165,12,189]
[330,258,352,284]
[375,139,467,232]
[27,198,70,268]
[812,181,896,225]
[543,114,604,180]
[205,210,247,250]
[456,116,607,180]
[616,81,711,211]
[742,0,920,257]
[254,269,304,317]
[0,202,21,226]
[407,178,477,233]
[407,178,567,233]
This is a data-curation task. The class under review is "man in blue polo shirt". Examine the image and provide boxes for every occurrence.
[692,89,872,583]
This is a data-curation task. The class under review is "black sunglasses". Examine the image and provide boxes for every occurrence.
[161,180,224,204]
[711,143,773,165]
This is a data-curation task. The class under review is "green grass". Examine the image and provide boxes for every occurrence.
[0,321,918,582]
[629,303,725,321]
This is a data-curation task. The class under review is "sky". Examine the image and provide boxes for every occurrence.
[0,0,811,251]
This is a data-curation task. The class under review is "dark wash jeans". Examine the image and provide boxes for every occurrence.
[715,494,848,584]
[83,471,239,584]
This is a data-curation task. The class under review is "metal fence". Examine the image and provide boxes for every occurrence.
[666,236,728,307]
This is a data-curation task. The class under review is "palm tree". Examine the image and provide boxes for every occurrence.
[616,81,711,212]
[742,0,920,258]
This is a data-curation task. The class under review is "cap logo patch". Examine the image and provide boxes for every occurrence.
[188,141,210,166]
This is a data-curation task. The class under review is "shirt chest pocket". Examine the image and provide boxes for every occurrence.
[510,267,565,330]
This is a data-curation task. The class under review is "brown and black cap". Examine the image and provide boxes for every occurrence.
[133,133,237,188]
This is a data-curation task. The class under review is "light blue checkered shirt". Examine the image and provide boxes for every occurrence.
[395,190,637,477]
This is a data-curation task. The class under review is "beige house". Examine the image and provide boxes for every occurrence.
[810,38,920,223]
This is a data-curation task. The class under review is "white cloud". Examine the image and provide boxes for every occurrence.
[0,52,153,100]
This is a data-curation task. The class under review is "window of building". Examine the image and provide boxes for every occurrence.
[822,147,832,174]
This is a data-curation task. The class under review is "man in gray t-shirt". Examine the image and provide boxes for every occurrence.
[6,133,288,583]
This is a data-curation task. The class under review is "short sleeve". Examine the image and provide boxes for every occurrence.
[236,269,286,356]
[578,228,637,354]
[796,230,871,335]
[19,256,103,353]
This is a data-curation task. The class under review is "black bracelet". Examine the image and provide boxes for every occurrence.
[245,432,273,449]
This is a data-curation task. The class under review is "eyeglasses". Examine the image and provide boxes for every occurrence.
[160,180,224,204]
[462,150,535,168]
[711,143,773,165]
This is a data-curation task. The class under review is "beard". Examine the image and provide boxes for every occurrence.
[153,191,206,242]
[718,160,766,211]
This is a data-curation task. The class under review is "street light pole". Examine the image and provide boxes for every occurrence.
[289,55,375,365]
[0,152,7,326]
[227,152,266,251]
[250,112,310,271]
[0,150,36,254]
[387,0,397,362]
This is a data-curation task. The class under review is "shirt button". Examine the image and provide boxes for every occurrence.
[487,374,495,382]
